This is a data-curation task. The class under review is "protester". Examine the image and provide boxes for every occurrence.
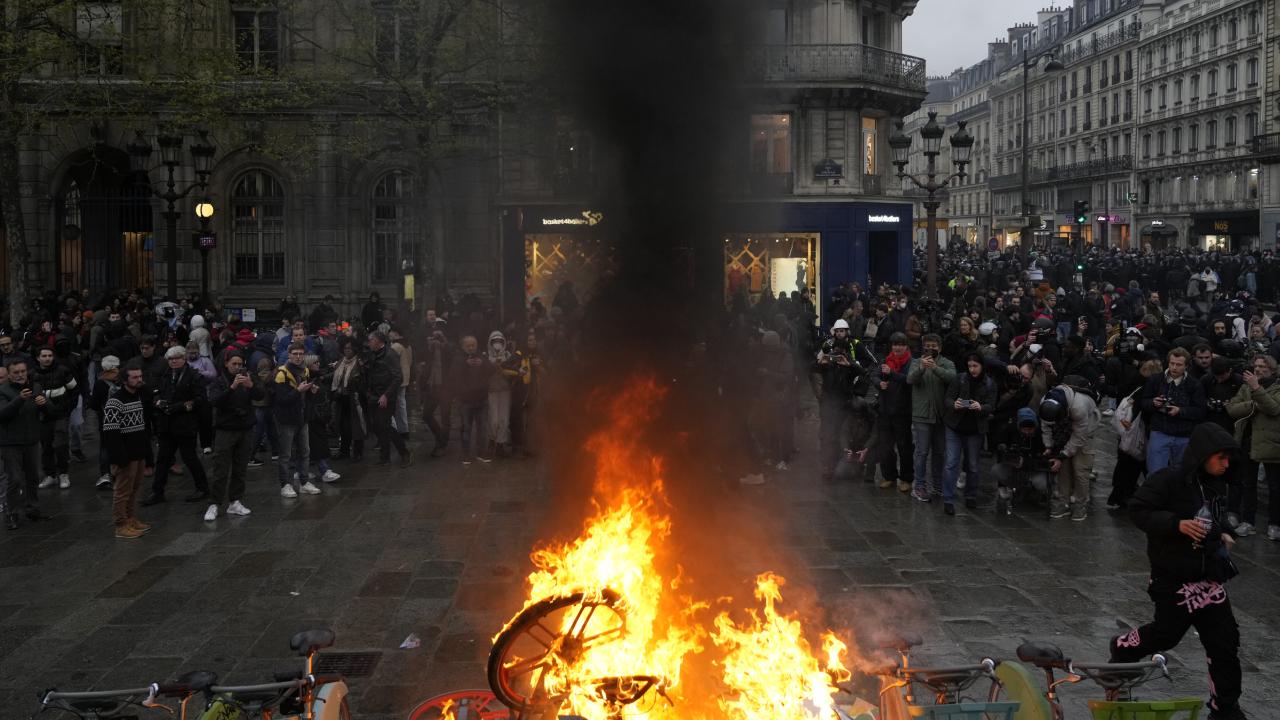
[1039,375,1101,521]
[332,339,366,462]
[273,342,321,497]
[942,353,995,515]
[1139,348,1208,474]
[365,331,412,467]
[1225,354,1280,541]
[102,361,151,539]
[32,347,77,490]
[0,359,49,528]
[907,334,955,502]
[205,349,260,521]
[142,346,211,505]
[450,335,495,466]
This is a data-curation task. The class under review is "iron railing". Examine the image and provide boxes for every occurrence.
[745,44,926,93]
[1045,154,1134,181]
[1251,133,1280,162]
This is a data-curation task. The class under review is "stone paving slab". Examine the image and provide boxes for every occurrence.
[0,414,1277,720]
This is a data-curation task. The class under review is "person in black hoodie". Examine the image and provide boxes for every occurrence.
[872,333,914,492]
[1110,423,1246,720]
[31,347,77,489]
[448,335,496,465]
[204,350,263,521]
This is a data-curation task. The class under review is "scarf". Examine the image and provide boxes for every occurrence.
[332,356,357,392]
[885,348,912,373]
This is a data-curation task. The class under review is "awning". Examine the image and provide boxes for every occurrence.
[1140,223,1178,237]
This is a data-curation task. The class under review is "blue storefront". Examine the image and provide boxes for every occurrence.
[501,201,914,322]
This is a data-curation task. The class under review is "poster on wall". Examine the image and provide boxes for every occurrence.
[770,257,808,296]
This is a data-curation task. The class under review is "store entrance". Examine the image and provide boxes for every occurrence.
[868,230,898,289]
[524,232,619,311]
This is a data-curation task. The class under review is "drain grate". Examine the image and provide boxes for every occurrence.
[314,651,383,678]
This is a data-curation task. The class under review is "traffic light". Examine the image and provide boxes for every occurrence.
[1074,200,1090,225]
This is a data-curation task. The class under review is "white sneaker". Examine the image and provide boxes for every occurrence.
[202,447,212,455]
[1234,521,1254,537]
[58,473,71,489]
[280,484,298,498]
[203,504,218,522]
[1101,408,1115,417]
[39,476,57,489]
[96,474,112,489]
[957,477,966,489]
[1227,513,1241,529]
[299,481,322,495]
[321,470,341,483]
[1268,525,1280,541]
[226,501,251,516]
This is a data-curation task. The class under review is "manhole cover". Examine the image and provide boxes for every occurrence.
[314,651,383,678]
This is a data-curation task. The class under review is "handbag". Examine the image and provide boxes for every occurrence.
[1113,389,1147,460]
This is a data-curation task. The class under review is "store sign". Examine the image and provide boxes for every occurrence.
[1151,220,1165,226]
[868,214,900,223]
[541,211,604,227]
[1095,214,1125,223]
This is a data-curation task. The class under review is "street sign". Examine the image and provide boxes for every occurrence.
[988,236,998,251]
[813,158,844,179]
[193,231,216,250]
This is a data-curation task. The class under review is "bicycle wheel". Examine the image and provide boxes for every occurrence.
[487,589,627,713]
[407,690,508,720]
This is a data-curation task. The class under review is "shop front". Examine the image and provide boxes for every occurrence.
[1192,211,1260,252]
[501,202,913,322]
[1138,219,1181,251]
[1094,213,1131,249]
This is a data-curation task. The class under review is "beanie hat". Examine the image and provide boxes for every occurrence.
[1016,407,1038,427]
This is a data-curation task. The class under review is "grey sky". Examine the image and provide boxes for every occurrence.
[903,0,1030,77]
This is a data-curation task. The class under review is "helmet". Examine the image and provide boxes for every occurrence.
[978,322,997,337]
[1033,317,1054,332]
[1038,397,1066,422]
[832,319,850,331]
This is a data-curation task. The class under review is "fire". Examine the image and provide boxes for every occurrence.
[712,574,850,720]
[495,378,856,719]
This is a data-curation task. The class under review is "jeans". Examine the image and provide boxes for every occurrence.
[943,428,981,503]
[210,428,252,506]
[421,386,450,448]
[69,398,84,454]
[0,444,41,513]
[392,387,409,434]
[488,389,512,446]
[1056,321,1072,343]
[40,418,70,476]
[911,421,945,494]
[819,398,851,476]
[459,403,488,460]
[1231,460,1280,526]
[1146,431,1190,474]
[276,423,310,488]
[251,407,281,457]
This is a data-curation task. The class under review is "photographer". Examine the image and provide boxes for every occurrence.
[907,333,955,502]
[811,318,876,482]
[1224,354,1280,541]
[1140,347,1208,474]
[991,408,1049,515]
[204,349,262,521]
[142,346,211,506]
[1111,423,1244,720]
[1203,356,1243,434]
[1039,375,1101,520]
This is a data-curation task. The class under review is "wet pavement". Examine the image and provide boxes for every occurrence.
[1,411,1277,719]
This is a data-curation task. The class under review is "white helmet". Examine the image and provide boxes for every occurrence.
[832,319,850,331]
[978,321,997,337]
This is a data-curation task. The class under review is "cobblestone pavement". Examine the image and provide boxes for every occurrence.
[0,413,1277,719]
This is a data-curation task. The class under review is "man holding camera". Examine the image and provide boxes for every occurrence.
[1140,347,1208,474]
[811,318,875,482]
[204,350,263,521]
[0,359,50,529]
[142,346,211,505]
[907,333,956,502]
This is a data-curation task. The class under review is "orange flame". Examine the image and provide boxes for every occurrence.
[498,377,855,719]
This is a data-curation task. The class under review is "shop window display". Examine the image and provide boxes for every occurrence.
[723,233,819,310]
[524,233,619,309]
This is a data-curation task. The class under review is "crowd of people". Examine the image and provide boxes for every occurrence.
[0,287,555,537]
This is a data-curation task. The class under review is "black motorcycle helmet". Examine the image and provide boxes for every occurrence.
[1033,316,1054,332]
[1038,395,1067,422]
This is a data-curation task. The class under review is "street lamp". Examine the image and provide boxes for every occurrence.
[891,113,973,297]
[195,199,215,305]
[128,129,217,300]
[1019,50,1063,259]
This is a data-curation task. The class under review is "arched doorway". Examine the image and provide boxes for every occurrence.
[55,147,154,292]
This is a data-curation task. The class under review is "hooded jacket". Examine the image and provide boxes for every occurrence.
[943,365,996,435]
[1224,376,1280,464]
[0,379,47,446]
[1040,383,1100,458]
[189,315,211,358]
[906,354,957,423]
[1129,423,1239,583]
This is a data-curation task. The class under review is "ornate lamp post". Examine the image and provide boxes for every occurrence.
[194,199,215,305]
[1019,51,1063,258]
[128,130,217,300]
[889,112,974,297]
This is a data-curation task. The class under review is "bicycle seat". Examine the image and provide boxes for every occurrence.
[879,632,923,653]
[1016,640,1068,670]
[289,628,336,656]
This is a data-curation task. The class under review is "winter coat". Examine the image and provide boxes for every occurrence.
[272,362,311,427]
[364,346,402,399]
[943,371,996,435]
[448,355,497,407]
[1129,423,1238,583]
[0,381,47,446]
[1040,384,1100,458]
[30,361,78,420]
[906,355,957,424]
[208,369,263,431]
[1138,371,1207,438]
[1202,371,1243,433]
[876,352,913,418]
[151,366,204,437]
[1224,377,1280,464]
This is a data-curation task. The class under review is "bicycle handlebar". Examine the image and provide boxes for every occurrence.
[899,660,997,677]
[1068,655,1166,675]
[208,678,308,695]
[42,687,155,702]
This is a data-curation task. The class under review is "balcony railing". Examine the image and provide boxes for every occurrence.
[1251,133,1280,163]
[1044,154,1134,181]
[745,44,926,93]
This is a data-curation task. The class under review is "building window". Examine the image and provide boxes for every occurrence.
[371,170,416,283]
[374,2,419,76]
[1160,44,1168,65]
[1173,79,1182,104]
[1158,84,1166,108]
[1193,31,1201,53]
[1157,131,1165,156]
[1143,88,1152,113]
[1206,120,1217,147]
[1226,63,1236,91]
[1172,127,1181,154]
[1248,58,1259,86]
[1228,18,1237,41]
[233,7,280,73]
[1210,24,1218,47]
[1247,112,1258,140]
[1176,38,1183,59]
[232,170,286,282]
[1208,68,1217,95]
[862,117,878,175]
[750,114,791,175]
[1225,116,1237,146]
[1142,133,1151,158]
[1189,123,1198,150]
[1251,12,1260,35]
[1190,74,1199,99]
[76,2,124,75]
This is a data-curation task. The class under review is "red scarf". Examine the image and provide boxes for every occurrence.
[885,348,912,373]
